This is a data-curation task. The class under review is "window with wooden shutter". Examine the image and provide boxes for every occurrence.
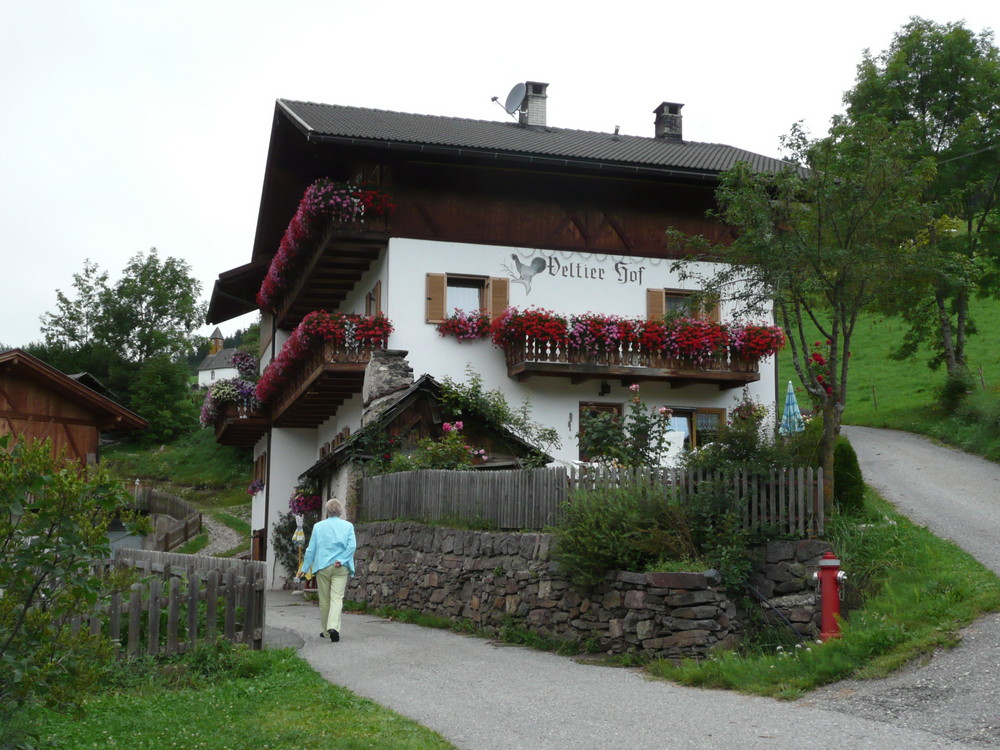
[425,273,447,323]
[426,273,493,323]
[487,276,509,319]
[647,288,719,322]
[646,289,665,320]
[366,280,382,316]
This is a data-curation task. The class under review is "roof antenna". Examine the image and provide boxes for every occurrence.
[491,82,526,119]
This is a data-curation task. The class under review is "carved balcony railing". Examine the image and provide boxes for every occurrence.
[269,340,384,428]
[500,339,761,390]
[213,403,270,448]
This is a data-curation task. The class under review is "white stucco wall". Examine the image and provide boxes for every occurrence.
[262,427,315,587]
[197,365,238,388]
[374,238,778,465]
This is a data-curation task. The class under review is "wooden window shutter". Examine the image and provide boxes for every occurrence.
[646,288,665,320]
[372,280,382,315]
[487,276,509,319]
[705,295,720,323]
[425,273,447,323]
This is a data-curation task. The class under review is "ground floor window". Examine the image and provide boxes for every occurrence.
[668,407,725,450]
[578,401,725,459]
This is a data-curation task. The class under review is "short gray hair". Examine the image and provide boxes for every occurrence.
[325,498,343,517]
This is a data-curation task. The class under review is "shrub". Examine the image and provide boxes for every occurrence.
[937,368,975,413]
[553,485,664,586]
[834,436,865,516]
[0,436,137,745]
[577,383,673,468]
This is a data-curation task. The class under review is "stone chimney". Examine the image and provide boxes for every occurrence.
[518,81,549,128]
[653,102,684,141]
[362,349,414,426]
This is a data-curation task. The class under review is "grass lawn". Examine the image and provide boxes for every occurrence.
[778,298,1000,452]
[31,646,456,750]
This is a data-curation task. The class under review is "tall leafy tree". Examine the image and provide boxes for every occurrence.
[129,354,200,444]
[672,117,935,510]
[39,259,109,348]
[35,250,206,438]
[845,18,1000,376]
[94,248,206,363]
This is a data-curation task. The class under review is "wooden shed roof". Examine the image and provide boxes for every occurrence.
[0,349,148,432]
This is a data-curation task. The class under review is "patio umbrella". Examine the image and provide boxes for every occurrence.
[779,380,806,435]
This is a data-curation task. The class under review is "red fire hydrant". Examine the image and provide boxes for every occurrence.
[814,550,847,641]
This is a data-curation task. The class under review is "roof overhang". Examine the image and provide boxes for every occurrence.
[206,261,268,325]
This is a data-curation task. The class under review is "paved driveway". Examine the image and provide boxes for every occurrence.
[265,426,1000,749]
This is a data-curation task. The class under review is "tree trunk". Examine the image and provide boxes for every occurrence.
[818,400,838,515]
[954,289,968,372]
[936,291,960,375]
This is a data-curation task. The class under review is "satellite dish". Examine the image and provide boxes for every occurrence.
[503,82,526,115]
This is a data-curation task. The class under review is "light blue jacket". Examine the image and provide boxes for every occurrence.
[301,516,356,576]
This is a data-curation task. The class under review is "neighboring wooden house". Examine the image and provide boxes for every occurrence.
[197,327,239,387]
[205,82,790,584]
[0,348,147,464]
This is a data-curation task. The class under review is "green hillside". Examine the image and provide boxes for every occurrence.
[777,296,1000,458]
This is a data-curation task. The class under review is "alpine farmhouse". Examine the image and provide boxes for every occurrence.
[206,83,789,584]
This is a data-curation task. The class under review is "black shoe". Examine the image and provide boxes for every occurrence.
[319,632,326,638]
[327,629,340,642]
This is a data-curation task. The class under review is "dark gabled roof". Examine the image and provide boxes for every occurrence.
[198,348,237,372]
[279,99,792,177]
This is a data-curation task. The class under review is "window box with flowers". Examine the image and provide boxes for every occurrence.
[256,310,394,416]
[489,306,784,386]
[256,178,397,312]
[436,309,492,341]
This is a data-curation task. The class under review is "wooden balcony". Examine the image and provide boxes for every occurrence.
[271,340,383,428]
[213,404,270,448]
[274,222,389,330]
[501,341,760,390]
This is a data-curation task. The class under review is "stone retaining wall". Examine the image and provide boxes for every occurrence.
[347,521,831,659]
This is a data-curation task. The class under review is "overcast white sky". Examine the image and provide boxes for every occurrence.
[2,1,997,349]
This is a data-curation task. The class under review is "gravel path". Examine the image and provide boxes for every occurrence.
[199,512,244,556]
[263,426,1000,749]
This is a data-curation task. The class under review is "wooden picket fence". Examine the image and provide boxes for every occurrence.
[69,549,266,657]
[360,465,824,535]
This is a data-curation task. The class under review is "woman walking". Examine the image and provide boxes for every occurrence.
[301,498,356,642]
